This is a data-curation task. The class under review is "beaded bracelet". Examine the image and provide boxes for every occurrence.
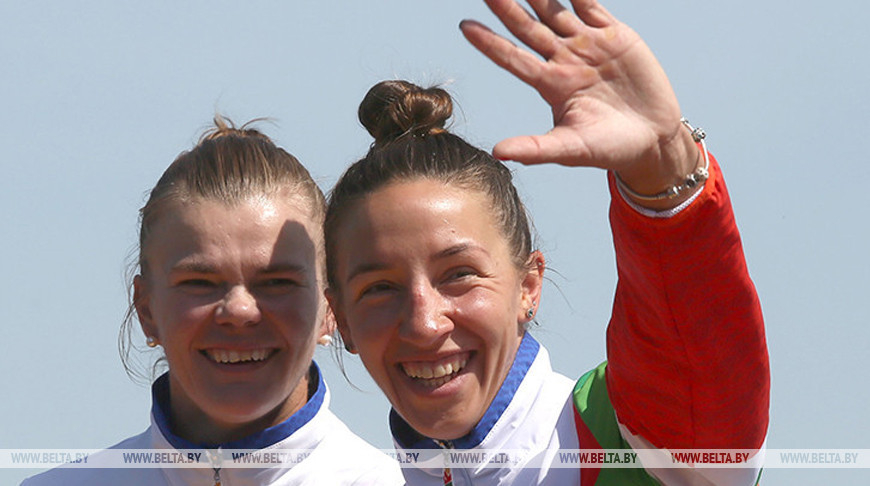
[614,117,710,201]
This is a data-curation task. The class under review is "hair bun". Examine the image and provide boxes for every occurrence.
[358,80,453,145]
[200,115,272,143]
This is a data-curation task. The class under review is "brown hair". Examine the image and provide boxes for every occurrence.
[325,80,535,292]
[120,116,326,381]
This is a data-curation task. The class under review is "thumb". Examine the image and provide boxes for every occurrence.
[492,128,593,167]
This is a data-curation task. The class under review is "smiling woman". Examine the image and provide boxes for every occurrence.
[22,118,402,486]
[134,197,322,445]
[330,178,541,441]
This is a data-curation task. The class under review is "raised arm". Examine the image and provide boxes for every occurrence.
[462,0,769,463]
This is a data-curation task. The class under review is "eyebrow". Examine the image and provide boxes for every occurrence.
[346,262,390,284]
[435,243,474,259]
[261,262,309,275]
[170,261,217,274]
[170,261,309,275]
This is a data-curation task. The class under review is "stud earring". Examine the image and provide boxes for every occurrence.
[526,308,535,319]
[317,335,334,347]
[146,336,158,348]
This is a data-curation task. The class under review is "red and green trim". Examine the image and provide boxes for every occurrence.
[573,362,660,486]
[573,362,763,485]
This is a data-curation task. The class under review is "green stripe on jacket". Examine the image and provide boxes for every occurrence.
[573,362,660,485]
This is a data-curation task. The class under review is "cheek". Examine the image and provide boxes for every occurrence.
[349,322,390,358]
[345,299,400,346]
[152,293,215,336]
[454,290,520,339]
[269,299,322,340]
[267,290,312,312]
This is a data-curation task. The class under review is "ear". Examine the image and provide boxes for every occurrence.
[325,287,357,354]
[517,251,545,323]
[133,274,158,340]
[318,302,337,340]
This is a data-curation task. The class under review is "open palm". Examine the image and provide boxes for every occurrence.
[461,0,687,174]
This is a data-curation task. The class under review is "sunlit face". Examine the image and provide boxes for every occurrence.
[134,194,329,443]
[329,179,543,440]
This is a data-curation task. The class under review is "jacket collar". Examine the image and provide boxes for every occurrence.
[151,361,327,451]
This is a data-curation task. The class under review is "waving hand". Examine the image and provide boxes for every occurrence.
[461,0,700,203]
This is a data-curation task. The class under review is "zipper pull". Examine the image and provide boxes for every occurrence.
[435,440,454,486]
[206,448,222,486]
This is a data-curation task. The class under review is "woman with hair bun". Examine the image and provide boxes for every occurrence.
[23,117,403,486]
[325,1,769,485]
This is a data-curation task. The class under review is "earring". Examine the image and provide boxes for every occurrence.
[317,335,334,347]
[146,336,158,348]
[526,300,536,319]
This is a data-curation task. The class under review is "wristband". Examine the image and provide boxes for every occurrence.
[614,117,709,201]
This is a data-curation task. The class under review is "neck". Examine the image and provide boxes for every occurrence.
[166,373,312,446]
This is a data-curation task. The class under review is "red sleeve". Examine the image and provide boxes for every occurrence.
[604,153,769,450]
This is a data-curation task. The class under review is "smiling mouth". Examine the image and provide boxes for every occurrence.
[202,349,275,365]
[400,353,470,388]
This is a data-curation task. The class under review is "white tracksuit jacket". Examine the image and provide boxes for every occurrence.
[22,363,403,486]
[392,334,581,486]
[391,335,765,486]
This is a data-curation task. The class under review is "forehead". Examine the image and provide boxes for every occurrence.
[335,179,507,262]
[365,177,494,225]
[144,195,322,272]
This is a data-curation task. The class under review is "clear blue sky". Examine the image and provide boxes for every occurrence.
[2,1,868,484]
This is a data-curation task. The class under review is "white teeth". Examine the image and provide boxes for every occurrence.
[434,364,448,378]
[426,375,452,388]
[206,349,271,364]
[402,356,468,385]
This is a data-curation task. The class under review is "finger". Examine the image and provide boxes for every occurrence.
[569,0,615,28]
[460,20,546,88]
[492,128,594,167]
[482,0,562,60]
[526,0,585,37]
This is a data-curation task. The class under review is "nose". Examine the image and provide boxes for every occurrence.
[398,281,453,346]
[215,285,261,327]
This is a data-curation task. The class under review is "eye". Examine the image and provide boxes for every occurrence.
[178,278,217,288]
[263,278,300,287]
[358,281,397,301]
[256,277,305,294]
[444,267,478,281]
[175,278,220,295]
[438,267,483,297]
